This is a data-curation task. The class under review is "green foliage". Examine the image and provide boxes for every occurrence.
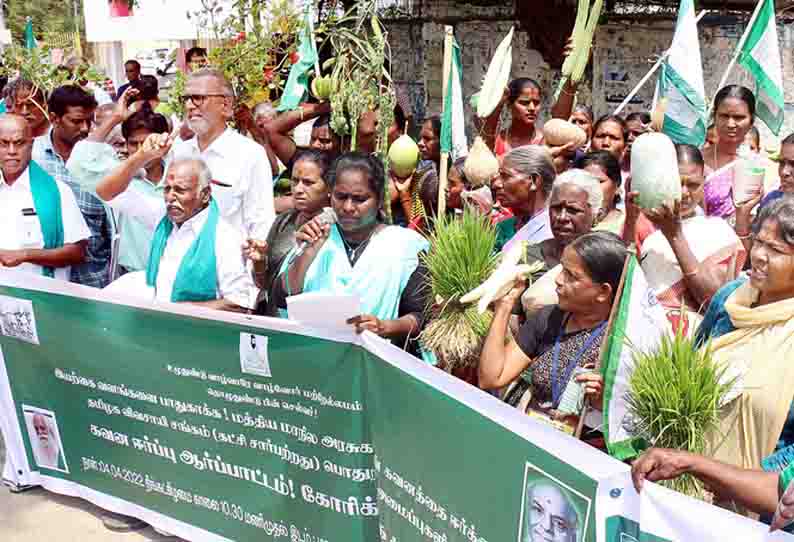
[4,0,76,45]
[626,332,736,498]
[322,1,394,151]
[420,210,499,369]
[0,45,103,94]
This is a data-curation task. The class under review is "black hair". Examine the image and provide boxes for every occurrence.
[782,133,794,147]
[121,110,169,140]
[327,152,386,211]
[424,116,441,138]
[314,113,331,129]
[124,59,141,70]
[752,195,794,246]
[393,103,407,133]
[675,144,704,169]
[713,85,756,119]
[186,47,208,63]
[47,85,98,117]
[625,112,651,125]
[450,156,470,187]
[575,150,621,188]
[593,114,628,142]
[569,231,629,296]
[292,148,336,182]
[507,77,542,103]
[131,75,159,102]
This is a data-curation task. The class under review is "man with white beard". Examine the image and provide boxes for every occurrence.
[170,68,274,241]
[30,413,63,470]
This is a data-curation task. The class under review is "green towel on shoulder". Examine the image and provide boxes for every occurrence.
[29,161,64,278]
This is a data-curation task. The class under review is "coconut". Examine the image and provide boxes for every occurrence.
[463,136,499,188]
[543,119,587,148]
[630,132,682,210]
[388,134,420,178]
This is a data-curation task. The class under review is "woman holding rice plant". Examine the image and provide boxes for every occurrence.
[693,196,794,483]
[479,231,628,433]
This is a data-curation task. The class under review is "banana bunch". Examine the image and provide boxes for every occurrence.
[459,243,544,314]
[311,76,335,102]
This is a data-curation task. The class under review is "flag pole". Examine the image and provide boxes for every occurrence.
[613,10,707,116]
[709,0,765,117]
[437,26,454,217]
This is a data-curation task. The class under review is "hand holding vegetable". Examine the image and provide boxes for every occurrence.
[644,200,683,240]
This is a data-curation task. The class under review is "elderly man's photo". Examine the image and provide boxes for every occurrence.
[520,480,581,542]
[23,406,68,473]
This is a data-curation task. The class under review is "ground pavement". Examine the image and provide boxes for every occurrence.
[0,432,185,541]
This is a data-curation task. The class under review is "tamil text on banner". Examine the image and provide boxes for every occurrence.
[0,270,790,541]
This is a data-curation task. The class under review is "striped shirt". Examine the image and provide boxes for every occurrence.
[33,130,113,288]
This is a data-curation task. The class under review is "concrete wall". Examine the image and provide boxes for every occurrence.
[385,4,794,148]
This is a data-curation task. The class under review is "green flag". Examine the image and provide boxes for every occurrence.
[276,7,318,112]
[440,37,467,160]
[738,0,784,135]
[24,18,37,49]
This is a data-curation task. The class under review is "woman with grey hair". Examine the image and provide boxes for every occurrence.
[494,145,557,253]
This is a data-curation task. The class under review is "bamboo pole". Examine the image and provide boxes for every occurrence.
[437,26,454,217]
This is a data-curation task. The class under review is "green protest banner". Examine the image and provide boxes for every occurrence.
[0,272,789,541]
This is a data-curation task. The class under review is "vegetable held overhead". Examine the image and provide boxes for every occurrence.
[630,132,682,210]
[464,27,516,189]
[555,0,603,100]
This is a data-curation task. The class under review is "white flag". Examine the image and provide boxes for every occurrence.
[654,0,707,146]
[738,0,784,135]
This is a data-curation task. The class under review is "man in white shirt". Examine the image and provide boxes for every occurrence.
[105,153,255,312]
[0,115,89,279]
[171,68,274,240]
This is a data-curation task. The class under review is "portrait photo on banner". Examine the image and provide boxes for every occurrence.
[517,461,592,542]
[22,405,69,473]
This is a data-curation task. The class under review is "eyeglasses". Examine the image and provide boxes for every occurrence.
[178,94,230,108]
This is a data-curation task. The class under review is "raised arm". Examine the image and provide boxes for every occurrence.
[88,88,138,143]
[264,102,332,166]
[96,132,173,202]
[480,89,508,152]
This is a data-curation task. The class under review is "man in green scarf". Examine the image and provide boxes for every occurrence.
[0,115,89,279]
[102,143,255,312]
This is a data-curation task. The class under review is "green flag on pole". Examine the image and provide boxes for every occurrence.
[276,7,318,112]
[737,0,784,135]
[24,18,37,49]
[440,37,468,160]
[654,0,707,147]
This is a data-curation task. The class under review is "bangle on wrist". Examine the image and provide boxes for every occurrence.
[299,107,305,122]
[683,268,699,278]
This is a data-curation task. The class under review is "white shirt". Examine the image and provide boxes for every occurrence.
[0,166,91,281]
[106,193,255,308]
[170,128,274,240]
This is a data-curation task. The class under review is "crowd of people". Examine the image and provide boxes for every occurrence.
[3,40,794,532]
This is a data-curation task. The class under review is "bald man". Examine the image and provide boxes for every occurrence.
[0,115,89,279]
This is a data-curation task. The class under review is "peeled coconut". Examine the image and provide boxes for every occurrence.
[463,136,500,188]
[388,134,420,178]
[543,119,587,148]
[630,132,682,210]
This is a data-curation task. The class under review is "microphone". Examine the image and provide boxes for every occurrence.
[294,207,337,257]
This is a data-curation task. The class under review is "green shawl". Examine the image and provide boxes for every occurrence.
[29,161,64,278]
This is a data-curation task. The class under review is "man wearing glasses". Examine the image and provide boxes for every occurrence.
[171,68,275,243]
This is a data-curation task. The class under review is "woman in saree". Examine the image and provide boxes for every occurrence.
[702,85,756,222]
[494,145,557,253]
[482,78,546,158]
[391,117,441,229]
[569,104,594,150]
[479,231,628,432]
[694,196,794,505]
[275,152,430,349]
[631,144,745,334]
[245,149,335,316]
